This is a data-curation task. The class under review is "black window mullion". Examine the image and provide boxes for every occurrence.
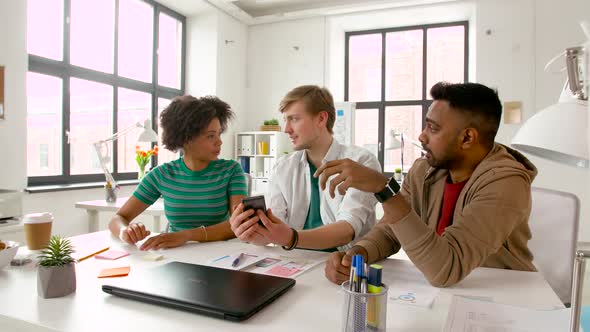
[62,75,71,177]
[112,86,119,174]
[422,27,428,101]
[180,14,186,93]
[63,0,71,177]
[151,5,160,168]
[378,31,387,169]
[344,32,350,102]
[464,22,469,83]
[112,0,119,175]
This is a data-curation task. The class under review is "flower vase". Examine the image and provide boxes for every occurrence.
[138,165,146,180]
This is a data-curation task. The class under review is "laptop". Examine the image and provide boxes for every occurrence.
[102,261,295,321]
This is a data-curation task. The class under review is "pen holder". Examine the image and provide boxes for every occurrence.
[341,281,388,332]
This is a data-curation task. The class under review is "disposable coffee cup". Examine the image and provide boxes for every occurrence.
[23,212,53,250]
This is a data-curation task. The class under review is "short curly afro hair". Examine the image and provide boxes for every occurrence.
[159,95,234,152]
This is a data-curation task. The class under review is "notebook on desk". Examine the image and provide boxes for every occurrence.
[102,261,295,321]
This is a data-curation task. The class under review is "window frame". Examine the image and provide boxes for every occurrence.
[27,0,186,186]
[344,21,469,175]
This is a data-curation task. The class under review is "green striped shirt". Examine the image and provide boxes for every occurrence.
[133,158,248,232]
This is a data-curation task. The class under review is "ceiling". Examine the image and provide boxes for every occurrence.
[157,0,459,25]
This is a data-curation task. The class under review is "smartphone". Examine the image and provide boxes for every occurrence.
[242,195,267,227]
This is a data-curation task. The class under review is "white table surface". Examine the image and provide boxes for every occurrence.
[0,233,564,332]
[75,198,164,232]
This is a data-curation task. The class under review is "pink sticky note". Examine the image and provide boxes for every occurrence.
[95,250,129,260]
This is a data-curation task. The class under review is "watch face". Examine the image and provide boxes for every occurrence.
[389,177,401,193]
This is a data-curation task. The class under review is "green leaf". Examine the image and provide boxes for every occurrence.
[38,235,75,267]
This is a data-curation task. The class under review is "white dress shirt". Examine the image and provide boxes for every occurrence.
[266,139,381,251]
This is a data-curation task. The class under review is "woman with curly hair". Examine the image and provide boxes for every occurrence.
[108,95,248,250]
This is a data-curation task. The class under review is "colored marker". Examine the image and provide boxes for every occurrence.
[212,255,230,262]
[367,264,383,328]
[232,253,245,268]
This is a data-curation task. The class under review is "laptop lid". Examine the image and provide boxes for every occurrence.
[102,261,295,321]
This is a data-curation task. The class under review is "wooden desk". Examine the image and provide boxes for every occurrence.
[75,198,165,233]
[0,233,564,332]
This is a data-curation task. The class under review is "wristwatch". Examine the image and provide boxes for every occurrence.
[374,176,401,203]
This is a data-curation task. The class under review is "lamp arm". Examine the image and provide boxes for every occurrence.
[93,142,118,188]
[99,122,142,144]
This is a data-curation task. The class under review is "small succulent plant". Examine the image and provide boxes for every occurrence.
[38,236,75,267]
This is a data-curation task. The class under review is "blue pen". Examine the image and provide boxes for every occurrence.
[232,253,245,268]
[212,255,230,262]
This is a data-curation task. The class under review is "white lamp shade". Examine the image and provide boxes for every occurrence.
[511,100,588,168]
[137,119,159,142]
[386,130,402,150]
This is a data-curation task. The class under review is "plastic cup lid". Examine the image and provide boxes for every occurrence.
[22,212,54,224]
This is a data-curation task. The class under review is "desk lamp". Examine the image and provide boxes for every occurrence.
[93,119,158,190]
[510,39,588,331]
[386,129,425,177]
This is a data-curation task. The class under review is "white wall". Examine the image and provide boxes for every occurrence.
[245,17,326,131]
[185,5,248,160]
[0,0,27,191]
[216,11,248,159]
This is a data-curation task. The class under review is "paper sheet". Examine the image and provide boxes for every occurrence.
[208,252,266,271]
[443,295,570,332]
[207,248,326,278]
[382,259,439,308]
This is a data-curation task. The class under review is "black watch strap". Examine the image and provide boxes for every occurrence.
[374,177,401,203]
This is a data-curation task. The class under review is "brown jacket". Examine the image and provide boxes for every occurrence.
[355,144,538,287]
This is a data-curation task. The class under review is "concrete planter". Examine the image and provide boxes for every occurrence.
[37,263,76,298]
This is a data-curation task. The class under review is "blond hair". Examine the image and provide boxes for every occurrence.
[279,85,336,133]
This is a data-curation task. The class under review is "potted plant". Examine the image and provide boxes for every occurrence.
[37,235,77,298]
[393,167,402,181]
[260,119,281,131]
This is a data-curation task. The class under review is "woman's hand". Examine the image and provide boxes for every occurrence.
[139,231,191,250]
[119,223,151,245]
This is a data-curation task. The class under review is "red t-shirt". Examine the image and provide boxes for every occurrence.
[436,177,469,236]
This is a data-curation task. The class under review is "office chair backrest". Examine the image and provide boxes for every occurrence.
[528,187,580,304]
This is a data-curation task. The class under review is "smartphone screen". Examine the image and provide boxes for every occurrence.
[242,195,267,226]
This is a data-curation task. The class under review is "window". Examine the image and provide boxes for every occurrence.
[345,22,468,174]
[27,0,186,186]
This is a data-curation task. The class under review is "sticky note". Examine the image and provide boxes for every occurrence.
[143,252,164,261]
[98,266,130,278]
[95,250,129,260]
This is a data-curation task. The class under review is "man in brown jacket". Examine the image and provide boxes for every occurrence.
[319,82,538,287]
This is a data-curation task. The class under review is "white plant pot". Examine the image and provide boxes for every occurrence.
[37,263,76,298]
[393,173,402,181]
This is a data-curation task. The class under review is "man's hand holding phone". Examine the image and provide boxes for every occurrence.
[229,195,294,248]
[241,195,267,227]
